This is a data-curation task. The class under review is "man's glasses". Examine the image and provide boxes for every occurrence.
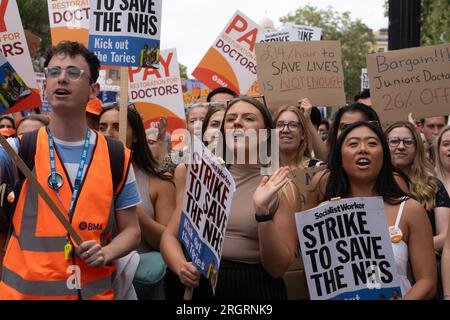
[275,121,301,131]
[44,66,86,81]
[339,120,380,132]
[388,137,415,148]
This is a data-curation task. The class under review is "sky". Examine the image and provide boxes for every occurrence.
[160,0,389,75]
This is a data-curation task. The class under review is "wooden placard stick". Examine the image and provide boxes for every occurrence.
[119,67,129,145]
[184,287,193,300]
[0,134,82,245]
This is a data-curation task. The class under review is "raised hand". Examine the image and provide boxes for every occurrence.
[157,116,168,142]
[253,166,290,215]
[298,98,313,120]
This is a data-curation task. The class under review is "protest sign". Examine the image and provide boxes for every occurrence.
[252,24,322,98]
[284,23,322,42]
[98,66,120,92]
[255,41,346,110]
[295,197,402,300]
[0,0,41,114]
[182,79,210,105]
[289,165,326,206]
[192,10,263,94]
[129,48,185,133]
[258,23,322,43]
[35,72,51,113]
[257,29,291,43]
[0,53,31,113]
[47,0,90,46]
[361,68,369,90]
[89,0,162,67]
[367,43,450,122]
[178,136,236,282]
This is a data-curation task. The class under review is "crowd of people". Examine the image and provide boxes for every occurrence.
[0,41,449,301]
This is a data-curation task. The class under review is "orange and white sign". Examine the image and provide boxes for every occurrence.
[128,49,185,133]
[47,0,90,46]
[192,10,263,94]
[0,0,41,114]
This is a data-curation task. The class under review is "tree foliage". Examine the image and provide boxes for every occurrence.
[280,5,374,102]
[384,0,449,45]
[16,0,50,70]
[179,63,188,80]
[421,0,449,45]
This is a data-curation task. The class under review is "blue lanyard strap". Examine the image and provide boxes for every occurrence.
[48,128,91,218]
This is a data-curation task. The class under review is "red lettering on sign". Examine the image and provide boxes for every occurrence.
[225,14,258,52]
[129,52,174,82]
[0,0,9,33]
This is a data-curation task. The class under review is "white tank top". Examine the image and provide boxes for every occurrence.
[390,200,412,297]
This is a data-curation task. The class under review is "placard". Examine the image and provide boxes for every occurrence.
[367,43,450,122]
[255,41,345,110]
[295,197,402,300]
[129,48,185,133]
[178,137,236,282]
[88,0,162,67]
[192,10,263,94]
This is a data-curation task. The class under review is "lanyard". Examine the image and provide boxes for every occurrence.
[48,128,91,219]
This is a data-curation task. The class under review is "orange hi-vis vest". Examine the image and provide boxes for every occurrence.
[0,128,131,300]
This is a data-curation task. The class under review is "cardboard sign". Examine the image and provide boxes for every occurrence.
[0,0,41,114]
[178,137,236,282]
[47,0,90,46]
[289,165,326,206]
[295,197,403,300]
[192,10,263,94]
[255,41,346,110]
[129,49,186,133]
[367,43,450,122]
[251,24,322,98]
[88,0,162,67]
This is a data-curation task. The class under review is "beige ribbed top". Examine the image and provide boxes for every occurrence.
[221,165,266,264]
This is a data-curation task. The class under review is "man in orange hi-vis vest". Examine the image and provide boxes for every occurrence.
[0,41,141,300]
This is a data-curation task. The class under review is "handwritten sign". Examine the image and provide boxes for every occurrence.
[255,41,345,110]
[178,137,236,281]
[129,48,185,133]
[367,43,450,122]
[192,10,263,94]
[289,165,326,206]
[48,0,90,46]
[88,0,162,67]
[295,197,402,300]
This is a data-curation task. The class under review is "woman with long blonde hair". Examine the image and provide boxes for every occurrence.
[272,105,322,169]
[435,126,450,194]
[385,121,450,299]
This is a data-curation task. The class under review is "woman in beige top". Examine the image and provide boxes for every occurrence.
[161,96,299,299]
